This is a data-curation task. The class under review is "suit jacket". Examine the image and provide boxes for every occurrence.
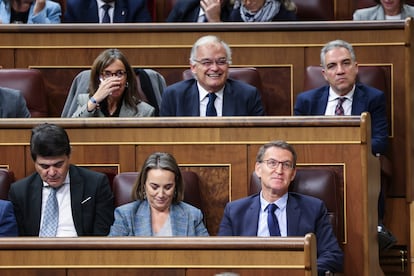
[218,193,343,275]
[0,87,31,118]
[0,199,18,237]
[294,83,388,155]
[63,0,152,23]
[353,4,414,20]
[72,94,155,117]
[108,200,209,236]
[0,0,61,23]
[8,165,114,236]
[166,0,232,22]
[229,5,297,21]
[160,78,265,116]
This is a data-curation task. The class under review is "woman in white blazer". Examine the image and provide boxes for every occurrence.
[353,0,414,20]
[0,0,61,24]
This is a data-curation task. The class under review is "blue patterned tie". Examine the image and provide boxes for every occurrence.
[206,93,217,116]
[102,4,111,23]
[267,203,281,236]
[39,187,59,237]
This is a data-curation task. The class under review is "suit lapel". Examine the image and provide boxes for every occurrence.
[315,87,329,115]
[134,201,153,236]
[189,82,201,115]
[222,83,236,116]
[286,194,301,236]
[170,204,188,236]
[113,0,128,23]
[351,85,367,115]
[245,196,261,235]
[69,165,84,234]
[30,175,44,233]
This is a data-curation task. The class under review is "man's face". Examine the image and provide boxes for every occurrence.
[34,155,70,188]
[322,47,358,96]
[190,42,229,93]
[255,146,296,201]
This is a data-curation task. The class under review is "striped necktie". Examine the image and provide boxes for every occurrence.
[39,187,59,237]
[335,97,346,116]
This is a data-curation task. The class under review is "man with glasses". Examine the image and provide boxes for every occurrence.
[160,35,264,116]
[218,140,343,276]
[8,123,115,237]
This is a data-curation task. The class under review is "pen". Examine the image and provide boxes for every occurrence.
[81,197,92,204]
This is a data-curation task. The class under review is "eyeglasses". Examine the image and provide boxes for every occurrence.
[193,58,230,68]
[261,159,294,170]
[101,70,126,79]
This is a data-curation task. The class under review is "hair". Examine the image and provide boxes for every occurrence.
[189,35,233,65]
[255,140,297,167]
[89,48,141,111]
[320,39,356,68]
[30,123,71,161]
[132,152,184,204]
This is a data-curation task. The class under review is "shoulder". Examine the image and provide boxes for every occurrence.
[164,79,195,93]
[0,87,20,97]
[403,4,414,13]
[297,86,328,99]
[225,194,258,209]
[288,192,324,208]
[65,0,85,7]
[175,201,201,214]
[355,83,384,97]
[10,172,39,191]
[353,5,381,18]
[115,201,141,213]
[225,79,258,95]
[70,165,107,181]
[0,199,12,209]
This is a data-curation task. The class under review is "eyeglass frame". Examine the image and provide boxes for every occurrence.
[191,57,231,68]
[101,70,127,79]
[260,159,294,170]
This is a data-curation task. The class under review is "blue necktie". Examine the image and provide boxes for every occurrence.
[39,187,59,237]
[206,93,217,116]
[102,4,111,23]
[267,203,281,236]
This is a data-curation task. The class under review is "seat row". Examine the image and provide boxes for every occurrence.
[0,166,343,244]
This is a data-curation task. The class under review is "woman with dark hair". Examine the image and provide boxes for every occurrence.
[229,0,296,22]
[353,0,414,20]
[72,48,155,117]
[109,152,208,236]
[0,0,61,23]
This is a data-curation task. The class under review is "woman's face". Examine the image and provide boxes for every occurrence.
[242,0,266,12]
[100,59,127,99]
[380,0,402,16]
[145,169,176,212]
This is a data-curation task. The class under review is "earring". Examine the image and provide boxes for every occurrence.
[125,82,129,88]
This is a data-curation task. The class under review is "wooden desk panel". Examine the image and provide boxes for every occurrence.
[0,115,381,275]
[0,236,317,276]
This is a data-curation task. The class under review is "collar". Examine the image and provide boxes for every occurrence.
[96,0,114,9]
[259,191,288,211]
[328,84,355,102]
[197,82,224,102]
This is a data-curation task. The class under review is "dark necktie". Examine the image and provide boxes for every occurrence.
[335,97,346,116]
[206,93,217,116]
[39,187,59,237]
[102,4,111,23]
[267,203,281,236]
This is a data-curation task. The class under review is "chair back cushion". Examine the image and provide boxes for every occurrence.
[0,69,48,117]
[294,0,334,20]
[112,171,203,211]
[249,166,344,242]
[0,169,14,200]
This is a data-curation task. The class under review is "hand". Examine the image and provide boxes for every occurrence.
[33,0,46,15]
[200,0,222,22]
[94,77,122,103]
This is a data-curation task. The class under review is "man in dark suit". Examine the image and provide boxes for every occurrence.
[63,0,152,23]
[166,0,233,22]
[160,35,264,116]
[294,39,395,251]
[9,123,114,237]
[0,87,30,118]
[0,200,18,236]
[294,39,388,156]
[218,141,343,276]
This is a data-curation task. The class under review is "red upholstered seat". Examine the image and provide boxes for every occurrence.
[294,0,334,20]
[250,167,344,243]
[111,171,204,212]
[0,69,48,117]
